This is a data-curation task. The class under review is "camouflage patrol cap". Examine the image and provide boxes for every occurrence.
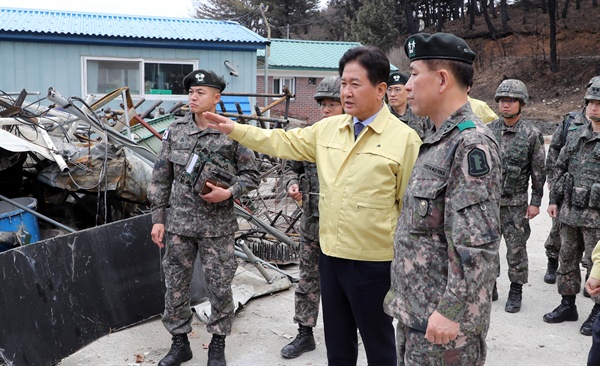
[495,79,529,104]
[183,69,226,92]
[585,79,600,101]
[404,32,476,64]
[388,71,409,86]
[587,76,600,88]
[314,76,341,102]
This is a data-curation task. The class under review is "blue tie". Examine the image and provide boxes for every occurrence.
[354,122,365,140]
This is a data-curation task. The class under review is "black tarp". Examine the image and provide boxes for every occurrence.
[0,213,207,365]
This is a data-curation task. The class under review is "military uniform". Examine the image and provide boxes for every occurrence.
[544,112,589,261]
[488,117,546,285]
[390,105,432,140]
[284,160,321,328]
[148,112,259,336]
[550,122,600,305]
[384,103,502,365]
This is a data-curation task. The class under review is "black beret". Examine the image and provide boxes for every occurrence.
[183,69,226,92]
[404,32,476,64]
[388,71,409,86]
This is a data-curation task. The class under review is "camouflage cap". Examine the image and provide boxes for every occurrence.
[585,79,600,101]
[314,76,341,102]
[404,32,476,64]
[587,76,600,88]
[388,71,409,86]
[183,69,226,92]
[495,79,529,104]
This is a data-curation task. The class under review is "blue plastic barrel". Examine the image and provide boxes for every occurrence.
[0,197,41,245]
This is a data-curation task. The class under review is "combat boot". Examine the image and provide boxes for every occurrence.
[280,324,316,359]
[505,283,522,313]
[544,258,558,284]
[543,296,579,323]
[207,334,226,366]
[158,334,193,366]
[492,282,498,302]
[580,304,600,336]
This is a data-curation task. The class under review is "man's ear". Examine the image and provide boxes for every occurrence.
[438,69,450,93]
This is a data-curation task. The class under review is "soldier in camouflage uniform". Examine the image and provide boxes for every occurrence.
[387,71,432,140]
[148,69,259,366]
[543,79,600,336]
[488,79,546,313]
[280,76,344,359]
[543,75,600,285]
[384,32,502,366]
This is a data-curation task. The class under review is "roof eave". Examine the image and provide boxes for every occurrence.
[0,31,268,51]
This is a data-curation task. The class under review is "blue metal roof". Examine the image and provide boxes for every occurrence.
[0,8,268,49]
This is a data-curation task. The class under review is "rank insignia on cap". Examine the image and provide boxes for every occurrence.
[467,147,490,177]
[407,39,416,57]
[195,73,205,83]
[394,75,400,81]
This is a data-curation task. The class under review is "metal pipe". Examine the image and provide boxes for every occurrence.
[238,240,273,283]
[0,194,76,234]
[234,249,296,281]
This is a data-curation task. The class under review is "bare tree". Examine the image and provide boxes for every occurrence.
[500,0,510,32]
[548,0,559,72]
[480,0,497,40]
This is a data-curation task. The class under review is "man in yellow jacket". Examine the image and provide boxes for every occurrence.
[205,46,421,366]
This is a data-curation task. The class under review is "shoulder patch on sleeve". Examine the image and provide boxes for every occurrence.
[162,129,170,141]
[457,120,476,131]
[467,147,490,177]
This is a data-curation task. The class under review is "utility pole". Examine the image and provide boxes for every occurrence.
[260,3,271,118]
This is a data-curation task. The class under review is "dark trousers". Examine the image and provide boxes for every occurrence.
[319,253,396,366]
[589,313,600,366]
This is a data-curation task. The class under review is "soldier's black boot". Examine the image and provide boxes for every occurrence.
[158,334,193,366]
[492,282,498,302]
[280,324,316,359]
[584,273,592,298]
[505,283,523,313]
[207,334,226,366]
[543,295,579,323]
[544,258,558,284]
[580,304,600,336]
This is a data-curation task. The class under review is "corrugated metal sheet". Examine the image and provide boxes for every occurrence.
[258,39,362,69]
[0,7,267,44]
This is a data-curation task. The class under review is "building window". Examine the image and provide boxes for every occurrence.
[83,57,196,96]
[273,77,295,95]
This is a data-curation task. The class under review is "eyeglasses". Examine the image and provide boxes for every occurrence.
[318,102,342,110]
[498,98,519,104]
[387,87,404,94]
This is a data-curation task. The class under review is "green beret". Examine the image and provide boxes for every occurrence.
[404,32,476,64]
[388,71,409,86]
[183,69,226,92]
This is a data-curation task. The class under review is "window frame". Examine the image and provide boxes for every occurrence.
[273,76,295,99]
[81,56,198,98]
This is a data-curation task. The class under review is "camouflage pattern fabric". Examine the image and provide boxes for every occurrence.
[390,105,433,141]
[544,217,561,260]
[385,103,502,346]
[284,160,321,327]
[162,233,238,335]
[293,237,321,327]
[487,117,546,207]
[148,113,259,237]
[544,112,588,258]
[396,321,486,366]
[546,111,588,186]
[499,204,531,284]
[487,118,545,285]
[557,224,600,305]
[148,113,258,337]
[284,160,320,241]
[550,123,600,229]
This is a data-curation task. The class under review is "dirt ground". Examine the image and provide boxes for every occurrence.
[57,169,594,366]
